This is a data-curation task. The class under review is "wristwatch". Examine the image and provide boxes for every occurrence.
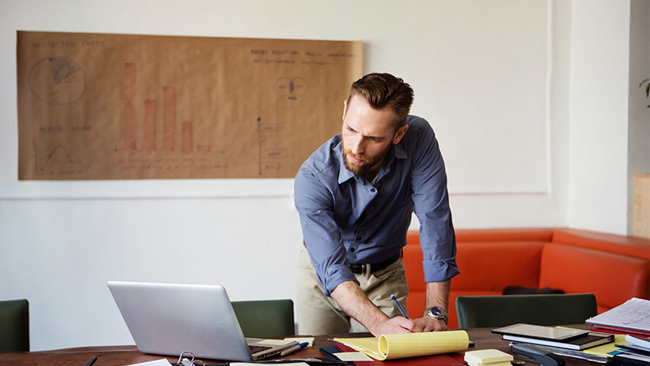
[424,306,448,324]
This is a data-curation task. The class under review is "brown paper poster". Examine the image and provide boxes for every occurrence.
[17,31,363,180]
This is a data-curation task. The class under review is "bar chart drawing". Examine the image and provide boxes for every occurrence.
[123,62,208,155]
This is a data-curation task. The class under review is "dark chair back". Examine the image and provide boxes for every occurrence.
[0,299,29,351]
[456,293,597,329]
[231,299,294,338]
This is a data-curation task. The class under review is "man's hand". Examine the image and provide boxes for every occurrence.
[331,281,421,337]
[375,316,421,335]
[331,280,451,336]
[416,280,451,331]
[413,316,448,331]
[376,315,447,334]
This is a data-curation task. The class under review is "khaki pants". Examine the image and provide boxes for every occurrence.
[296,247,409,335]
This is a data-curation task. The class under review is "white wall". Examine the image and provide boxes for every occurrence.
[0,0,643,351]
[568,0,632,234]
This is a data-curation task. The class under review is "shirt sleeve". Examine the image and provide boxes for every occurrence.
[410,122,459,282]
[294,166,358,296]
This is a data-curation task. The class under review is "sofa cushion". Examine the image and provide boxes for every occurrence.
[539,243,650,312]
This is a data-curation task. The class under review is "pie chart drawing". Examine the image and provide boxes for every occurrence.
[29,57,85,105]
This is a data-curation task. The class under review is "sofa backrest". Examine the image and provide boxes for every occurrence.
[455,228,555,243]
[552,228,650,259]
[539,243,650,313]
[452,241,545,291]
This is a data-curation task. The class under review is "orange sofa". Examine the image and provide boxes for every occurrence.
[403,228,650,329]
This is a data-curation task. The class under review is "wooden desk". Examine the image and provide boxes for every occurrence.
[0,328,596,366]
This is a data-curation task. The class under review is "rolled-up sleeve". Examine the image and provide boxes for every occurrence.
[409,123,459,282]
[294,166,357,296]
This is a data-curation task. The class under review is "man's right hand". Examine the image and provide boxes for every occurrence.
[331,281,425,337]
[374,315,423,335]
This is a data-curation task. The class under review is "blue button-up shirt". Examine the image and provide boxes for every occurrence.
[294,115,458,296]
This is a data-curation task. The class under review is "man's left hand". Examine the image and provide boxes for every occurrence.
[413,316,447,332]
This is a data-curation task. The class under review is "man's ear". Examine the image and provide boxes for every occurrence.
[342,99,348,121]
[392,124,409,144]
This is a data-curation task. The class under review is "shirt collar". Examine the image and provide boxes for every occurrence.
[337,141,356,184]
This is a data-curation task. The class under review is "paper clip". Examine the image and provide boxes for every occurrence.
[177,351,195,366]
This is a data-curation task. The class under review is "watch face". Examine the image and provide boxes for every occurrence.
[426,306,448,324]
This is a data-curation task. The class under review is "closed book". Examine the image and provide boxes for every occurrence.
[503,332,614,350]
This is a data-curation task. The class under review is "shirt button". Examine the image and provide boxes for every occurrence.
[370,188,376,193]
[350,247,356,252]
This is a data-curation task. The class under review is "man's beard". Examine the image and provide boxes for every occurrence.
[342,148,372,175]
[342,142,390,176]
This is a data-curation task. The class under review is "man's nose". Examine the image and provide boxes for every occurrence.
[350,136,365,155]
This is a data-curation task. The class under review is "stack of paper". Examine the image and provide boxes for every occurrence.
[586,298,650,336]
[625,334,650,352]
[501,331,614,350]
[614,334,650,364]
[464,349,513,366]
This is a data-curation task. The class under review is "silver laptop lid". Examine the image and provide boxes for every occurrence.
[107,281,252,361]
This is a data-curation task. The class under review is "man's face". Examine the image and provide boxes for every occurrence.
[341,96,408,176]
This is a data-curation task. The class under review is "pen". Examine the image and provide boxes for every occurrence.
[280,341,309,357]
[82,356,97,366]
[391,294,409,319]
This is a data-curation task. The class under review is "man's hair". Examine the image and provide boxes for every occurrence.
[347,73,414,128]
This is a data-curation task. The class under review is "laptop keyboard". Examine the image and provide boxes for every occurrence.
[248,344,272,354]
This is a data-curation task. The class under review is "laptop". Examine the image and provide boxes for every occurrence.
[107,281,298,361]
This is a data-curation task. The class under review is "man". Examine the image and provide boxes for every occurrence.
[294,73,458,337]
